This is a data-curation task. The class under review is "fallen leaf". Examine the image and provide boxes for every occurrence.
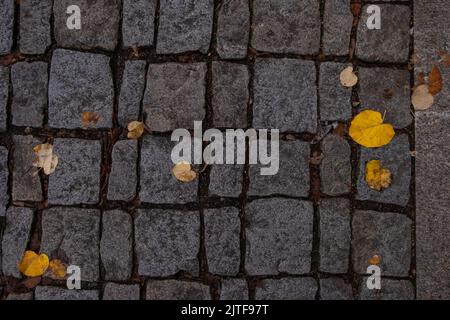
[340,66,358,87]
[410,150,418,157]
[368,255,381,265]
[18,251,49,277]
[438,50,450,68]
[81,111,100,127]
[48,259,67,279]
[127,121,145,139]
[32,143,58,175]
[333,123,348,137]
[22,276,42,289]
[412,84,434,110]
[172,161,197,183]
[416,72,426,86]
[349,110,395,148]
[365,160,392,191]
[428,65,443,95]
[309,151,324,165]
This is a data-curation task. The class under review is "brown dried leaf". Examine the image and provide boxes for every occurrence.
[412,84,434,111]
[368,255,381,265]
[32,143,58,175]
[172,161,197,183]
[438,50,450,68]
[309,151,324,165]
[81,111,100,127]
[340,66,358,87]
[428,65,443,95]
[127,121,145,139]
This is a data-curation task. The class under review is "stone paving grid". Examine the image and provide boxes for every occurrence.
[0,0,435,300]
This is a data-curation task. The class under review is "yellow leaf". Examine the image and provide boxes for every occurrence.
[349,110,395,148]
[81,111,100,127]
[340,66,358,87]
[32,143,58,175]
[172,161,197,183]
[412,84,434,111]
[365,160,392,191]
[18,251,49,277]
[49,259,67,279]
[428,65,443,95]
[127,121,145,139]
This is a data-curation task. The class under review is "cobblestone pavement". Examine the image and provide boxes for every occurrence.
[0,0,449,300]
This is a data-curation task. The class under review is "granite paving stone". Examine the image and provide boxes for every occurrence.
[19,0,52,54]
[320,278,354,300]
[323,0,353,56]
[220,279,248,300]
[209,165,243,198]
[0,0,14,55]
[359,279,414,300]
[103,283,140,300]
[122,0,156,48]
[35,287,99,300]
[146,280,210,300]
[0,66,9,131]
[6,292,33,300]
[255,278,318,300]
[0,146,9,216]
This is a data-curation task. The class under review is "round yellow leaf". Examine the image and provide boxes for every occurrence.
[18,250,49,277]
[340,66,358,87]
[349,110,395,148]
[127,121,145,139]
[172,161,197,183]
[412,84,434,111]
[365,160,392,191]
[49,259,67,279]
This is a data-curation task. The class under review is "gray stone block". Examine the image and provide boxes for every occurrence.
[35,287,99,300]
[220,279,248,300]
[255,278,317,300]
[146,280,210,300]
[0,66,8,131]
[19,0,52,54]
[0,146,9,216]
[103,283,140,300]
[122,0,156,47]
[209,165,243,198]
[320,278,353,300]
[323,0,353,56]
[6,292,34,300]
[359,279,414,300]
[0,0,14,54]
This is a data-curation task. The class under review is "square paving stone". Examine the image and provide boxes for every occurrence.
[323,0,353,56]
[255,278,317,300]
[320,134,351,196]
[122,0,156,48]
[157,0,214,54]
[100,210,133,281]
[0,0,14,54]
[245,198,313,275]
[53,0,121,51]
[12,135,43,202]
[216,0,250,59]
[220,279,248,300]
[0,146,9,216]
[49,49,114,129]
[118,60,147,127]
[40,207,100,282]
[359,279,414,300]
[319,62,353,121]
[107,140,138,201]
[140,135,198,204]
[143,63,206,132]
[35,287,99,300]
[103,283,140,300]
[19,0,52,54]
[135,209,200,277]
[146,280,210,300]
[0,66,9,131]
[356,5,410,63]
[320,278,354,300]
[356,134,411,206]
[6,292,33,300]
[253,59,317,133]
[204,207,240,275]
[319,198,351,274]
[352,210,412,277]
[209,165,243,198]
[252,0,320,55]
[358,67,412,129]
[11,62,47,127]
[248,140,310,197]
[1,207,34,277]
[212,62,249,128]
[48,139,101,205]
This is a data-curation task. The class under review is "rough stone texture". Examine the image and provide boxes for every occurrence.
[212,62,248,128]
[100,210,133,281]
[320,278,353,300]
[356,134,411,206]
[103,283,140,300]
[35,287,99,300]
[19,0,52,54]
[118,60,147,127]
[220,279,248,300]
[358,67,412,129]
[143,63,206,132]
[1,207,34,277]
[352,210,412,277]
[319,198,351,274]
[209,165,243,197]
[245,199,313,275]
[356,5,410,63]
[252,0,320,55]
[135,209,200,277]
[253,59,317,133]
[204,207,240,275]
[255,278,318,300]
[359,279,414,300]
[40,208,100,282]
[320,135,351,196]
[0,66,8,131]
[0,0,14,54]
[146,280,210,300]
[122,0,156,47]
[48,49,113,129]
[53,0,121,51]
[323,0,353,56]
[319,62,352,121]
[216,0,249,59]
[107,140,138,201]
[416,112,450,300]
[249,140,310,197]
[48,139,101,205]
[140,135,197,204]
[6,292,33,300]
[157,0,213,54]
[0,147,8,216]
[11,62,47,127]
[12,135,43,202]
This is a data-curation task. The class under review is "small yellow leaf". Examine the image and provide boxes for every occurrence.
[365,160,392,191]
[18,251,49,277]
[340,66,358,87]
[412,84,434,111]
[49,259,67,279]
[127,121,145,139]
[172,161,197,183]
[32,143,58,175]
[428,65,443,95]
[349,110,395,148]
[368,255,381,265]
